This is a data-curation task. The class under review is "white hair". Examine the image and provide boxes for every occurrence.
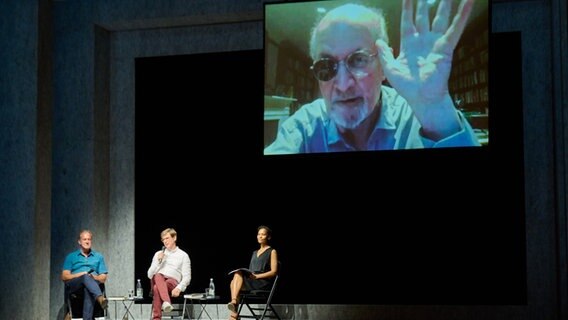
[309,3,389,60]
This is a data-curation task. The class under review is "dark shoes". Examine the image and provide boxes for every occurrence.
[227,300,238,313]
[96,295,108,309]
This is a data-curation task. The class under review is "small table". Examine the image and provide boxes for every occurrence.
[182,293,219,320]
[107,296,143,320]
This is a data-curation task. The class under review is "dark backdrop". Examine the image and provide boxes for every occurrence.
[134,32,525,305]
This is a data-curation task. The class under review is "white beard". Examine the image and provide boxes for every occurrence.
[329,104,370,129]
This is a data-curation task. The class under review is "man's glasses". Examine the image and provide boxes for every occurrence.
[310,50,378,82]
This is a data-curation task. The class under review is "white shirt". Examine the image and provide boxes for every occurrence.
[147,246,192,292]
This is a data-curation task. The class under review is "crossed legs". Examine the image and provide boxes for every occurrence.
[228,271,245,319]
[151,273,179,320]
[64,274,106,319]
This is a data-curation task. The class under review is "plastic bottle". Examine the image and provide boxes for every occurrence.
[136,279,143,298]
[208,278,215,297]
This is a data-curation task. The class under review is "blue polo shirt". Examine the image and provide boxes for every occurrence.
[63,249,108,275]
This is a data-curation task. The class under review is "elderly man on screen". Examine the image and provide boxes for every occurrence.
[264,0,480,154]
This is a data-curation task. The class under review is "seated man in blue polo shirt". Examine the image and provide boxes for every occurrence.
[61,229,108,319]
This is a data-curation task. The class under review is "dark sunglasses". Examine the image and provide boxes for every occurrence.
[310,50,378,82]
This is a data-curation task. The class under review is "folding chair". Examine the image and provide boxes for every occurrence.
[148,279,188,319]
[149,298,188,320]
[67,283,106,320]
[236,265,281,320]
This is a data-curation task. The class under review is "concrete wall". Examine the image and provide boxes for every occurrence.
[0,0,567,319]
[0,0,52,318]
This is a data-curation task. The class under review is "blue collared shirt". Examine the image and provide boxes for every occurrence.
[264,86,480,154]
[63,249,108,275]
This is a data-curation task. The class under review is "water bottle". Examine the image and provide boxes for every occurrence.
[208,278,215,297]
[136,279,143,298]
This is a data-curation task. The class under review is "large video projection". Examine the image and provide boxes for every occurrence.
[264,0,489,154]
[135,31,524,306]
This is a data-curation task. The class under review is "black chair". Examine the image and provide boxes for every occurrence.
[67,283,106,320]
[236,265,281,320]
[148,280,188,319]
[148,297,188,320]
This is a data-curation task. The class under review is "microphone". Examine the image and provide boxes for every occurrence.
[158,246,166,263]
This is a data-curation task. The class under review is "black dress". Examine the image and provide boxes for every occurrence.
[244,247,274,291]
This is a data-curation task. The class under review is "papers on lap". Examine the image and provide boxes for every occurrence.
[228,268,254,275]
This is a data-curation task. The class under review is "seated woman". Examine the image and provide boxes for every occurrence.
[227,225,278,320]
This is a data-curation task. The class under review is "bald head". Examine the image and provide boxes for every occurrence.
[309,3,388,60]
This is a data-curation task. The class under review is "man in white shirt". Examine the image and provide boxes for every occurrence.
[147,228,191,320]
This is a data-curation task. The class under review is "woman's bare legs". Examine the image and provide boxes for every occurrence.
[230,272,244,302]
[228,271,244,318]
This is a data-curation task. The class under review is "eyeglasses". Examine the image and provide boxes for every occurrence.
[310,50,378,82]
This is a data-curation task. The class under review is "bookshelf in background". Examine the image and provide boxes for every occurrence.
[449,9,489,144]
[264,36,320,147]
[272,39,318,114]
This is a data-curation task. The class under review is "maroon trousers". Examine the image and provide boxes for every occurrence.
[151,273,179,320]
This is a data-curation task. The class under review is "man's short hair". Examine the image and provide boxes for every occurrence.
[78,229,93,240]
[161,228,177,240]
